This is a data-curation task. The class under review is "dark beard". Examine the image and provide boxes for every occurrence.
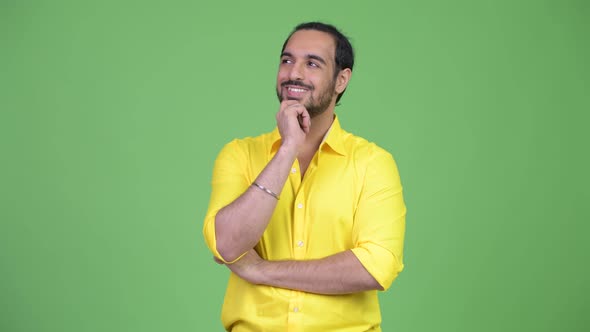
[276,80,336,118]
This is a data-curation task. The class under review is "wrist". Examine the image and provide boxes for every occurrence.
[277,143,298,159]
[253,260,271,285]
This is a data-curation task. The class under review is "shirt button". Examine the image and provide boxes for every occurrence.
[297,203,303,209]
[293,307,299,312]
[291,168,297,173]
[297,240,304,247]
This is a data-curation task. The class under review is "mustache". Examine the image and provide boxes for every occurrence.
[281,80,313,90]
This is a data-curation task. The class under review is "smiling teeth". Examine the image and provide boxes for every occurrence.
[288,87,306,92]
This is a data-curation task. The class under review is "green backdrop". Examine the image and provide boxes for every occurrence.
[1,0,588,331]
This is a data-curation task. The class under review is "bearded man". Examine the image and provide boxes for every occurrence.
[203,22,407,332]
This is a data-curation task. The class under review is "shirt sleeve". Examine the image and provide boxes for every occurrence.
[203,139,251,263]
[350,147,407,291]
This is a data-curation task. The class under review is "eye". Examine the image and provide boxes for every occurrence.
[281,58,293,64]
[308,61,319,68]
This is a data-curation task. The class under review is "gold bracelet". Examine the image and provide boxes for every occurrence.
[252,182,280,200]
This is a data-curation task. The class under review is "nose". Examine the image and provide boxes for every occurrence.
[288,62,305,81]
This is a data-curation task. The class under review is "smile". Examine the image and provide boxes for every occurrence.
[287,87,308,93]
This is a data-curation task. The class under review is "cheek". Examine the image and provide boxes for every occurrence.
[277,69,289,81]
[275,78,282,91]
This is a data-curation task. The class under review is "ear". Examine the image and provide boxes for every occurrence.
[335,68,352,94]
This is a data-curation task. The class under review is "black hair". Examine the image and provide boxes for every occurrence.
[281,22,354,103]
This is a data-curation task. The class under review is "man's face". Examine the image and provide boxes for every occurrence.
[276,30,338,118]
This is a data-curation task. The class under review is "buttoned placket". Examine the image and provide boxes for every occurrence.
[286,149,323,332]
[290,161,307,261]
[286,161,304,331]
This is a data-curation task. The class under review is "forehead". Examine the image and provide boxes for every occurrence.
[283,30,336,63]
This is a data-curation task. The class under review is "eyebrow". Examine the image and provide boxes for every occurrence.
[281,52,328,66]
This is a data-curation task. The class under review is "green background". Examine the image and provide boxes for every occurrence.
[1,0,588,331]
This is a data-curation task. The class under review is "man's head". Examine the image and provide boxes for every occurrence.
[276,22,354,118]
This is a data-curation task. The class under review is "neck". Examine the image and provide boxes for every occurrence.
[303,107,335,151]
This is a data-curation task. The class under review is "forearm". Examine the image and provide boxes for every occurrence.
[257,250,383,295]
[215,145,297,262]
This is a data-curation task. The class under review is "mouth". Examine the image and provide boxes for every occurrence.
[283,85,310,99]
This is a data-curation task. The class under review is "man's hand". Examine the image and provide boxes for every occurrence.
[276,100,311,152]
[214,249,267,285]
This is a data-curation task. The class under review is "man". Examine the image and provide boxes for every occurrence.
[203,22,406,332]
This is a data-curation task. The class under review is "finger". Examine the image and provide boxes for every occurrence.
[287,103,306,116]
[277,102,299,123]
[280,99,300,110]
[286,105,310,133]
[280,103,305,120]
[299,109,311,133]
[213,256,225,265]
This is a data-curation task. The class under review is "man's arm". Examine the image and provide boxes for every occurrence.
[223,249,383,295]
[212,101,311,262]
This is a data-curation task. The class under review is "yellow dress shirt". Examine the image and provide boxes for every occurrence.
[203,116,406,332]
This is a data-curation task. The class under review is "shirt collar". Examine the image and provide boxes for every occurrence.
[321,115,347,156]
[270,115,347,156]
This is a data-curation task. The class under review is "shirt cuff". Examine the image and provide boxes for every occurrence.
[351,243,404,291]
